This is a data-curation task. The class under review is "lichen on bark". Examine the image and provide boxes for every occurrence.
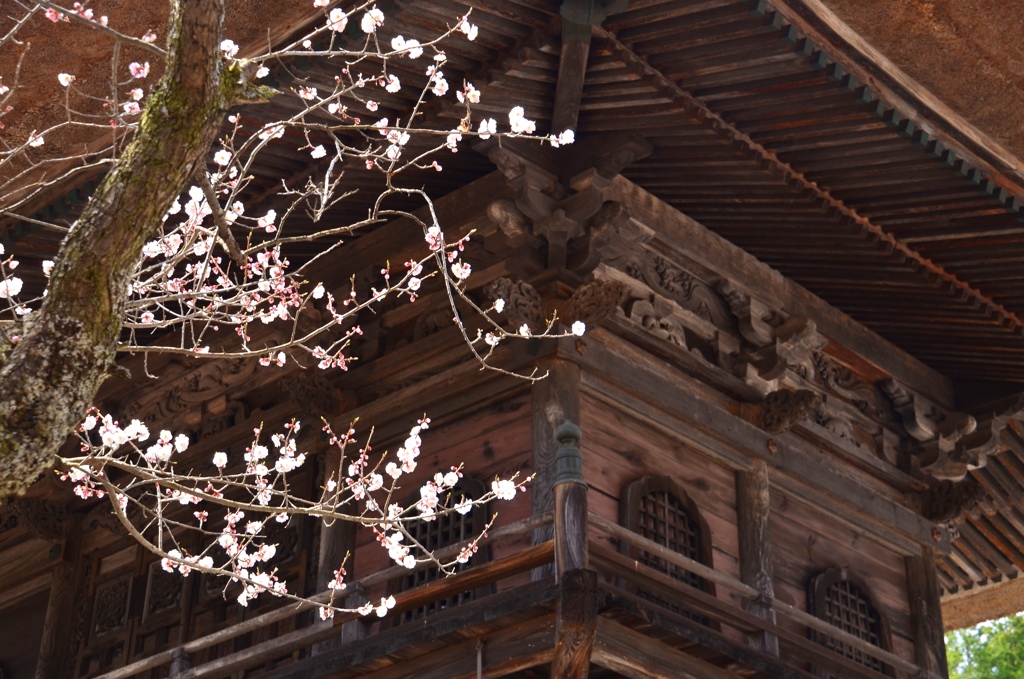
[0,0,243,497]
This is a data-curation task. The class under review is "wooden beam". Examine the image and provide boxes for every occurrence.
[550,569,598,679]
[34,516,82,679]
[313,445,364,654]
[592,616,740,679]
[551,23,591,134]
[358,614,556,679]
[735,460,779,656]
[905,548,950,678]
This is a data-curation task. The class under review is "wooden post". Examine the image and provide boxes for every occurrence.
[905,548,949,679]
[532,358,581,578]
[313,447,363,654]
[550,421,597,679]
[35,517,83,679]
[736,460,779,656]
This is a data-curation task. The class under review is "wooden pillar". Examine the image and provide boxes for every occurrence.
[35,517,84,679]
[736,459,780,656]
[550,421,597,679]
[313,447,363,654]
[531,358,581,578]
[905,548,949,679]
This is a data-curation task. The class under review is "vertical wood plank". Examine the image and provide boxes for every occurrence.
[905,548,949,678]
[314,447,363,654]
[551,421,595,679]
[532,358,581,578]
[736,460,779,656]
[35,518,83,679]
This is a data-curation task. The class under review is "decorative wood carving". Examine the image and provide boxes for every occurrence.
[484,278,545,331]
[84,501,125,534]
[717,280,776,348]
[486,198,529,242]
[0,509,18,534]
[881,379,1022,480]
[812,352,885,419]
[749,316,826,381]
[92,575,131,638]
[570,201,652,273]
[626,255,733,331]
[118,358,258,428]
[11,498,69,541]
[412,307,453,340]
[923,478,985,523]
[761,389,822,434]
[144,561,183,619]
[563,280,626,326]
[879,379,943,442]
[280,372,346,417]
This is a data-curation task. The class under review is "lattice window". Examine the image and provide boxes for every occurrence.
[394,477,491,623]
[621,475,713,620]
[808,567,892,677]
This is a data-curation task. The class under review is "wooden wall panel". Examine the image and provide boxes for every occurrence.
[582,393,740,579]
[352,393,534,585]
[769,490,916,662]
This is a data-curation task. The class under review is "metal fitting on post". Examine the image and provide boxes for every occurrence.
[553,420,586,487]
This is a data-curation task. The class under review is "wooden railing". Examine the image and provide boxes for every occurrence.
[92,506,927,679]
[587,512,920,679]
[92,511,555,679]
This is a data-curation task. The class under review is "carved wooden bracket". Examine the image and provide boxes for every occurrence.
[480,140,653,272]
[880,380,1024,481]
[11,498,69,541]
[760,388,823,434]
[923,478,985,523]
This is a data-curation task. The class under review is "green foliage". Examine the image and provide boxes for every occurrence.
[947,613,1024,678]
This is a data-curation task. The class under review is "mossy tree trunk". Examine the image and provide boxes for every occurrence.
[0,0,239,496]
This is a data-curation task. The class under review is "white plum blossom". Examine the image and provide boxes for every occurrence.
[220,39,239,57]
[391,36,423,59]
[572,320,586,336]
[508,106,536,134]
[492,478,517,501]
[361,8,384,33]
[0,277,23,299]
[58,73,75,87]
[477,118,496,140]
[310,144,327,159]
[213,149,232,166]
[327,8,347,31]
[213,452,228,468]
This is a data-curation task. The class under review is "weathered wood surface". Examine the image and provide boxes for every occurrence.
[576,334,947,555]
[590,512,920,675]
[260,581,558,679]
[592,616,740,679]
[601,174,954,405]
[735,460,779,656]
[603,588,820,679]
[34,519,82,679]
[532,358,581,574]
[90,512,553,679]
[906,548,950,679]
[549,569,597,679]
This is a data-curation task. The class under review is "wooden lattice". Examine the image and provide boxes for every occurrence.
[621,476,713,622]
[809,568,892,677]
[397,479,489,623]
